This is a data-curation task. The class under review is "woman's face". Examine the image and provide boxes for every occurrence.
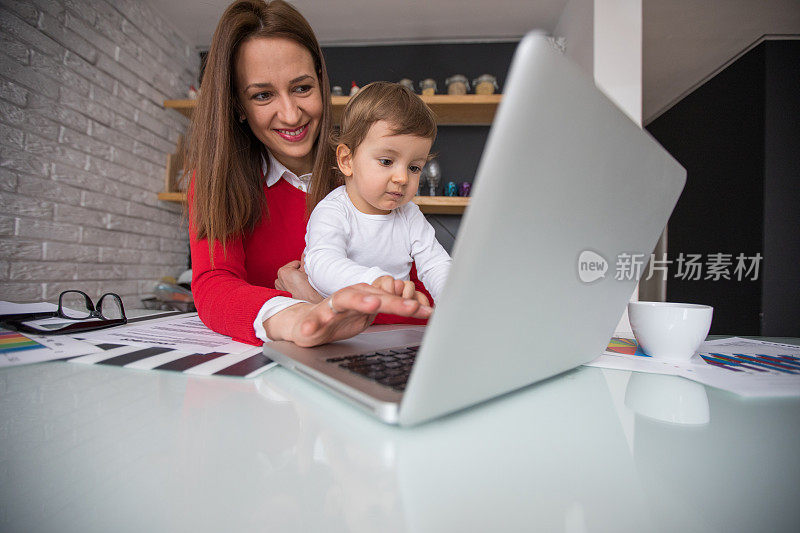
[235,37,323,176]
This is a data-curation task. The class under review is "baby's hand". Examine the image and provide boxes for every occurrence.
[398,280,430,307]
[371,276,430,307]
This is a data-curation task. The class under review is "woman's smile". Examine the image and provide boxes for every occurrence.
[275,123,310,142]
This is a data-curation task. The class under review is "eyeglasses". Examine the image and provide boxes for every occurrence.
[0,290,127,335]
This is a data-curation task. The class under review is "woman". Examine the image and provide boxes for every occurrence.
[186,0,432,347]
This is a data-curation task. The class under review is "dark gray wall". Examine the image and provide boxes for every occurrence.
[763,40,800,336]
[647,40,799,336]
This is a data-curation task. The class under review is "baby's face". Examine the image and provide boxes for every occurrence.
[341,120,432,215]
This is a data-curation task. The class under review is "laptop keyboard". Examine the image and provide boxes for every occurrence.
[326,346,419,392]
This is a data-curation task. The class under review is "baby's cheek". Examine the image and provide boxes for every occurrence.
[409,177,420,195]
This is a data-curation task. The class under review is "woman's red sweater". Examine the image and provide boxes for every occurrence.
[190,178,430,345]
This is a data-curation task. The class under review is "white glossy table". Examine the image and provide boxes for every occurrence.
[1,337,798,532]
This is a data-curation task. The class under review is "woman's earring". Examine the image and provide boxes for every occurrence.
[239,115,246,123]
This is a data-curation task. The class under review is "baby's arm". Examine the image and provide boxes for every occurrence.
[304,202,394,298]
[406,205,452,300]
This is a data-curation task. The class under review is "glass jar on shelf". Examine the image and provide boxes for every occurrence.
[399,78,415,93]
[445,74,469,95]
[419,78,437,96]
[472,74,498,95]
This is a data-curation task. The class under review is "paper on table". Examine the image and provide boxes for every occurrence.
[587,352,683,375]
[586,336,800,397]
[0,300,58,315]
[1,327,101,368]
[691,337,800,397]
[76,313,257,354]
[702,337,800,353]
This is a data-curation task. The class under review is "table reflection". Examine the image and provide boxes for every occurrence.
[244,367,649,532]
[625,373,710,425]
[2,359,798,532]
[628,374,800,532]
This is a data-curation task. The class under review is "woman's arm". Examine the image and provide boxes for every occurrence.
[192,233,431,346]
[191,230,293,345]
[263,283,431,347]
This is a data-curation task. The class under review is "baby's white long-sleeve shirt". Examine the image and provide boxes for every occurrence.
[304,186,452,299]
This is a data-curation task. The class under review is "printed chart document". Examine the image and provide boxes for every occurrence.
[71,313,275,379]
[77,313,257,354]
[1,305,274,376]
[0,327,102,367]
[587,337,800,397]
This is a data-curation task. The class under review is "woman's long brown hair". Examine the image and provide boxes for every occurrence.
[185,0,335,256]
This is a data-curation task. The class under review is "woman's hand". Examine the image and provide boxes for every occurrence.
[275,259,324,303]
[371,275,430,307]
[263,283,431,347]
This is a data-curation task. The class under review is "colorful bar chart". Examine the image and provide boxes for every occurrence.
[0,329,44,354]
[700,352,800,374]
[606,337,649,357]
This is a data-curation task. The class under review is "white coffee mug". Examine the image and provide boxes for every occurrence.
[628,302,713,361]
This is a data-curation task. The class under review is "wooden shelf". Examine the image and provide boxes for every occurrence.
[411,196,469,215]
[157,191,187,203]
[164,94,502,125]
[331,94,501,125]
[163,99,196,119]
[157,192,468,215]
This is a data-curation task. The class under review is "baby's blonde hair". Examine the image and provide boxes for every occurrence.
[335,81,437,154]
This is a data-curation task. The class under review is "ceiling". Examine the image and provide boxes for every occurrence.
[145,0,800,122]
[146,0,569,46]
[643,0,800,122]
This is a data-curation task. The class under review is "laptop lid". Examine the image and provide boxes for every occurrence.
[398,32,685,425]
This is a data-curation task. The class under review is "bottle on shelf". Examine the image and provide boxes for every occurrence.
[425,158,441,196]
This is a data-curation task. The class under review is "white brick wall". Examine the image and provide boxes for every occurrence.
[0,0,199,308]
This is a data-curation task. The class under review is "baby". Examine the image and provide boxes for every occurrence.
[304,82,452,305]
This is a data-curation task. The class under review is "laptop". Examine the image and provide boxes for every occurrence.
[263,31,686,426]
